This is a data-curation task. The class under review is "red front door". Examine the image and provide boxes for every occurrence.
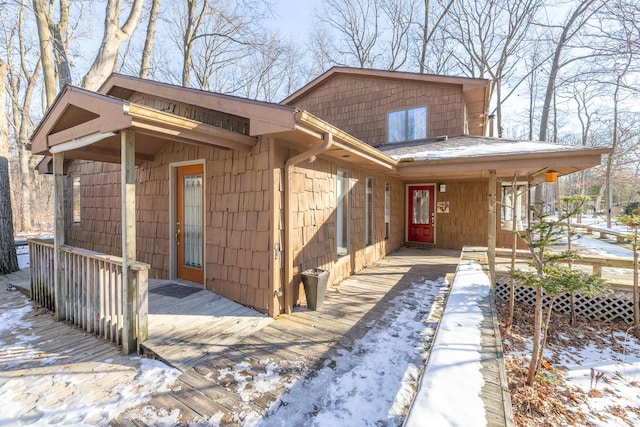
[407,185,435,243]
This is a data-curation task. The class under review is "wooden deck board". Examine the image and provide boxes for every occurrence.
[5,248,473,424]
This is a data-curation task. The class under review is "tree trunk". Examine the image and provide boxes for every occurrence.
[606,70,625,228]
[139,0,161,79]
[0,157,19,274]
[537,295,557,374]
[527,286,544,385]
[81,0,144,90]
[633,237,639,338]
[0,59,8,159]
[32,0,59,106]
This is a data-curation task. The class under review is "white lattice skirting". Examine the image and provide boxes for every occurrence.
[496,276,635,324]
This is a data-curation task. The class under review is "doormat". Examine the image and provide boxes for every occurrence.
[149,283,202,299]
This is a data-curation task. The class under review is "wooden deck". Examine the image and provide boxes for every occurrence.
[113,248,462,425]
[4,247,514,425]
[141,280,273,372]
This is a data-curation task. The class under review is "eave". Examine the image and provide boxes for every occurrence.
[30,84,259,168]
[397,147,610,183]
[99,74,297,136]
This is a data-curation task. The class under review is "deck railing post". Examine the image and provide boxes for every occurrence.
[487,169,497,285]
[134,264,149,354]
[53,152,67,321]
[121,129,136,354]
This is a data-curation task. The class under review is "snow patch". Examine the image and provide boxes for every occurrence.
[405,260,489,427]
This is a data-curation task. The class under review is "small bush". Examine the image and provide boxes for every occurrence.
[624,201,640,215]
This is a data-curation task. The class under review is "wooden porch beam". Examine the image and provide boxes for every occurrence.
[53,152,66,321]
[127,104,257,151]
[121,129,136,354]
[488,170,497,284]
[72,146,155,163]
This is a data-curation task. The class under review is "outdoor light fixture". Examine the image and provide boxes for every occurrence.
[439,183,447,193]
[545,171,558,183]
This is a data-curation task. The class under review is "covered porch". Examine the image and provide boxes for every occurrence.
[28,82,267,354]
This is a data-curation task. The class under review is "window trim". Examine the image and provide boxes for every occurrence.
[384,181,391,240]
[337,169,350,258]
[387,105,428,143]
[72,176,81,224]
[365,177,374,246]
[500,182,529,231]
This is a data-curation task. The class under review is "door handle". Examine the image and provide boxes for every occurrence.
[176,222,181,243]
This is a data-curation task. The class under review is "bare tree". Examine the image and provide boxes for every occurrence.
[537,0,603,143]
[445,0,544,137]
[81,0,144,90]
[173,0,271,91]
[32,0,71,106]
[4,1,43,233]
[314,0,381,68]
[0,58,19,273]
[380,0,416,70]
[140,0,162,79]
[416,0,454,73]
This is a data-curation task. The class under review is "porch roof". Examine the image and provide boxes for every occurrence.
[30,78,399,175]
[379,135,610,183]
[30,85,259,168]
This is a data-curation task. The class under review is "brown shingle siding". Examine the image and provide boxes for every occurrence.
[288,74,466,146]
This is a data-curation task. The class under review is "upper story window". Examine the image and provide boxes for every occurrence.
[387,106,427,143]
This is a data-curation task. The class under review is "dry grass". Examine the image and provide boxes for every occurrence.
[497,299,638,426]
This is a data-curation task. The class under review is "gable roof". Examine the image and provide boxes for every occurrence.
[99,74,297,136]
[282,67,492,136]
[31,73,606,183]
[282,67,491,104]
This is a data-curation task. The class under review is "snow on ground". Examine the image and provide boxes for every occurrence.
[0,290,181,426]
[556,331,640,426]
[506,325,640,426]
[405,260,489,427]
[16,244,29,269]
[556,234,633,258]
[255,277,449,427]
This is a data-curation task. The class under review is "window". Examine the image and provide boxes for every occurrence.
[72,176,81,224]
[384,182,391,240]
[337,169,350,257]
[387,106,427,143]
[366,177,374,246]
[501,183,528,231]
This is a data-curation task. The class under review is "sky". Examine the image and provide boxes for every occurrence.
[270,0,317,39]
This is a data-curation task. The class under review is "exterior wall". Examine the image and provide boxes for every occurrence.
[431,179,525,250]
[65,138,273,314]
[286,74,466,146]
[274,142,405,308]
[66,161,123,256]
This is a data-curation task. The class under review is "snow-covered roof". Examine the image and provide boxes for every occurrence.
[378,135,601,162]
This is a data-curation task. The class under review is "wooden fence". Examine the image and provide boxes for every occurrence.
[496,275,634,323]
[495,247,637,323]
[28,238,149,352]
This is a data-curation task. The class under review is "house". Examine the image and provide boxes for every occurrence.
[29,67,608,352]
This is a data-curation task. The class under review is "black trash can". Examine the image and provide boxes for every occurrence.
[300,268,329,310]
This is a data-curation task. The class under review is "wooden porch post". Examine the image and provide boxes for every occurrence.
[121,129,136,354]
[488,169,497,284]
[53,152,66,321]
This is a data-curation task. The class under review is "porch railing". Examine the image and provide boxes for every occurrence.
[28,238,149,353]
